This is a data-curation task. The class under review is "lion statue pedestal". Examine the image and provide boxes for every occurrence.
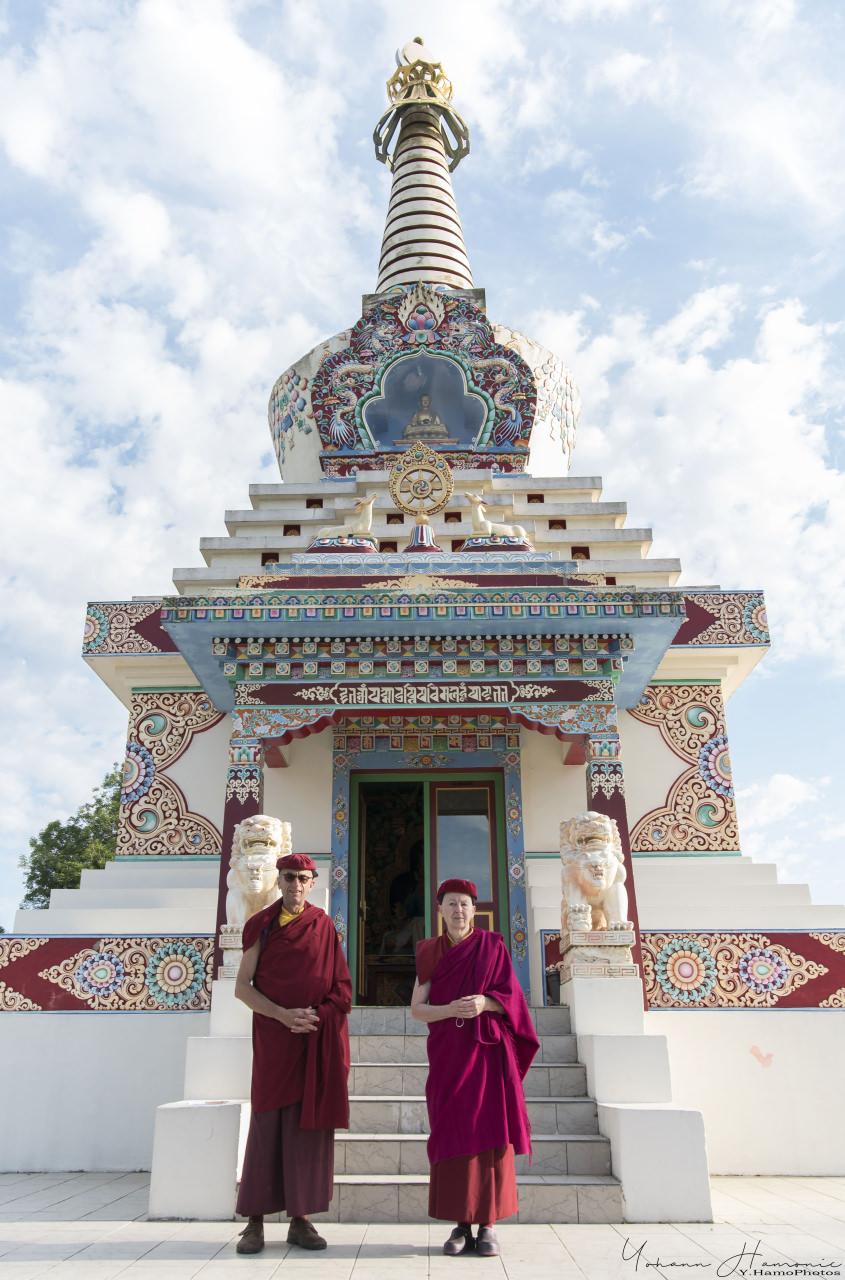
[557,812,637,982]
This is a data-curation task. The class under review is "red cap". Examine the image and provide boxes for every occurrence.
[437,878,477,901]
[276,853,317,877]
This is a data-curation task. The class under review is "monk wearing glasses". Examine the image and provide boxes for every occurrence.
[235,853,351,1254]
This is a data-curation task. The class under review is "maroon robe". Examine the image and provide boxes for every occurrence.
[242,900,351,1128]
[417,929,538,1166]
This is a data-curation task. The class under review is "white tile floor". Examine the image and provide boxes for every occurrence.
[1,1174,844,1278]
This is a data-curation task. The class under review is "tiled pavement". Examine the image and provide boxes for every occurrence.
[1,1172,845,1278]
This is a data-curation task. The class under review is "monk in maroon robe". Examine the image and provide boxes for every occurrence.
[234,852,351,1255]
[412,879,539,1257]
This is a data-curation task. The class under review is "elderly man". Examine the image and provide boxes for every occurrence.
[234,852,351,1254]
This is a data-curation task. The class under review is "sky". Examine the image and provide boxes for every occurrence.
[0,0,843,930]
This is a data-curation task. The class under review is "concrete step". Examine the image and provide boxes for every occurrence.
[639,883,812,908]
[79,860,220,889]
[533,900,845,931]
[13,907,216,935]
[184,1031,580,1099]
[346,1096,599,1136]
[48,888,219,909]
[333,1132,610,1177]
[632,856,776,884]
[348,1061,587,1098]
[529,854,775,888]
[293,1173,622,1224]
[347,1005,572,1037]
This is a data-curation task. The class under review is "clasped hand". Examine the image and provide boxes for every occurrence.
[283,1006,320,1033]
[452,994,487,1019]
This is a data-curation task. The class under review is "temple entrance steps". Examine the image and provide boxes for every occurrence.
[151,994,625,1223]
[307,1004,621,1224]
[12,857,220,935]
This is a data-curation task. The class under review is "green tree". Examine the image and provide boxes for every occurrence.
[19,765,122,909]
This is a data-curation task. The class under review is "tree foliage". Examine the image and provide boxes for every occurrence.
[19,765,122,909]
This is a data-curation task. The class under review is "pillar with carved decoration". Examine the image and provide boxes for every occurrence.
[213,737,265,973]
[585,732,645,985]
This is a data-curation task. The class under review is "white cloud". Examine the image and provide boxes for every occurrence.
[736,773,827,833]
[545,188,651,260]
[585,48,679,108]
[0,0,844,930]
[527,288,845,669]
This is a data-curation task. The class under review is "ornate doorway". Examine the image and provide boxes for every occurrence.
[350,772,506,1005]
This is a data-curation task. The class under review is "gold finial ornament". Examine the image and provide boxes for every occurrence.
[374,38,470,172]
[389,441,455,522]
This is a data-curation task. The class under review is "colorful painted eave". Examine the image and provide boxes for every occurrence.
[83,584,769,714]
[158,583,684,713]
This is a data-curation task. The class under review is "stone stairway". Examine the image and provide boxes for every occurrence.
[269,1004,623,1224]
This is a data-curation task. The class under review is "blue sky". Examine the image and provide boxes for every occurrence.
[1,0,843,929]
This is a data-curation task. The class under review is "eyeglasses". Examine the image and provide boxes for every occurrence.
[282,873,313,885]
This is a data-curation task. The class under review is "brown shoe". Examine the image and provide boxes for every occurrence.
[287,1217,327,1250]
[443,1225,474,1256]
[476,1226,500,1257]
[236,1217,265,1254]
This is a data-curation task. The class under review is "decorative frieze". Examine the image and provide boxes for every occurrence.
[0,935,213,1012]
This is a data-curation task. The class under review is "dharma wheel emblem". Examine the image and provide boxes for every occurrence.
[388,441,454,521]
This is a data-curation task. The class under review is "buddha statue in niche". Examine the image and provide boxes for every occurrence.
[402,393,449,441]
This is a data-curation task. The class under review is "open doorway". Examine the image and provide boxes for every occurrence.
[354,779,425,1006]
[349,771,507,1005]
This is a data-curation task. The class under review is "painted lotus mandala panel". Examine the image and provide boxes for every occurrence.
[0,936,214,1012]
[642,932,829,1009]
[39,937,213,1010]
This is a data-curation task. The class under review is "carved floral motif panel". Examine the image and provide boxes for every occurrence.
[627,683,738,853]
[118,691,224,857]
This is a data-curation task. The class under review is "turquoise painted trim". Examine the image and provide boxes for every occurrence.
[115,855,221,865]
[524,852,560,859]
[648,679,721,686]
[130,686,205,693]
[632,850,742,858]
[5,1009,212,1015]
[3,934,215,939]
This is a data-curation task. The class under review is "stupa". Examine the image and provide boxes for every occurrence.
[3,39,844,1220]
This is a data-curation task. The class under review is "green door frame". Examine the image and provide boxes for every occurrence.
[348,769,508,1003]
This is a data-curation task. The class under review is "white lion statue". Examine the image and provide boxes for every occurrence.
[225,814,291,928]
[560,811,633,933]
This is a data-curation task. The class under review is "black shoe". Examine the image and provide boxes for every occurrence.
[236,1217,265,1254]
[287,1217,327,1250]
[476,1226,500,1257]
[443,1225,474,1256]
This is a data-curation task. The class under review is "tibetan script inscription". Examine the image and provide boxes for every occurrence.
[234,678,614,709]
[298,681,556,706]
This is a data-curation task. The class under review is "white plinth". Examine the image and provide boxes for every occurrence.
[578,1034,673,1103]
[148,1100,249,1220]
[561,976,645,1035]
[598,1103,713,1222]
[184,1035,252,1099]
[210,978,252,1036]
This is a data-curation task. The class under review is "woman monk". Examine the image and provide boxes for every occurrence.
[411,879,539,1257]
